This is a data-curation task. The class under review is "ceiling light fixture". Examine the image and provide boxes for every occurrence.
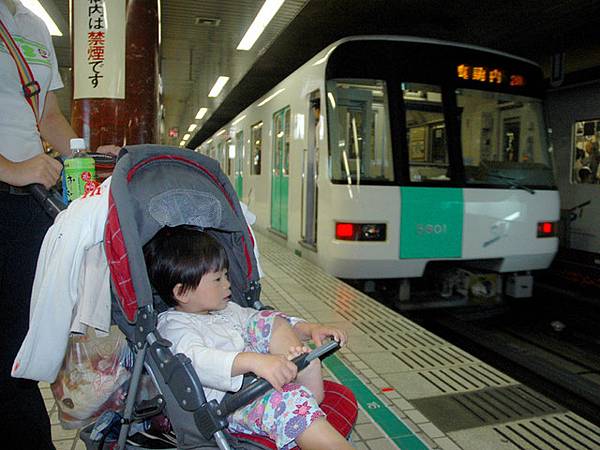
[183,133,191,140]
[22,0,62,36]
[179,140,186,146]
[232,115,247,125]
[258,88,285,106]
[188,124,197,132]
[195,107,208,120]
[208,76,230,97]
[236,0,285,51]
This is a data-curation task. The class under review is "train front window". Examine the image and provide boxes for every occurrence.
[457,89,554,187]
[403,83,453,182]
[326,79,394,184]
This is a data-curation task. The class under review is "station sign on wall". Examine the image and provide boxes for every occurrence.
[73,0,126,99]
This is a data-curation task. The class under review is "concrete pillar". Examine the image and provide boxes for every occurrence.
[71,0,159,149]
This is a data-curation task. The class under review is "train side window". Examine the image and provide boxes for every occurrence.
[572,119,600,184]
[402,83,452,183]
[225,138,232,176]
[251,122,263,175]
[326,79,394,184]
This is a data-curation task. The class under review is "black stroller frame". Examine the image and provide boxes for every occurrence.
[34,145,341,450]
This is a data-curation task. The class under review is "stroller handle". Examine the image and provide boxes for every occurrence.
[29,183,66,219]
[219,340,340,416]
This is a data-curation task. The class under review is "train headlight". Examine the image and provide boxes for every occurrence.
[537,221,558,238]
[335,222,386,241]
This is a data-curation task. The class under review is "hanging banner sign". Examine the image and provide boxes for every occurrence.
[73,0,126,99]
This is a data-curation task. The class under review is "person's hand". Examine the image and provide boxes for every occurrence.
[287,345,310,360]
[253,353,298,391]
[304,323,348,347]
[96,144,120,157]
[4,154,62,189]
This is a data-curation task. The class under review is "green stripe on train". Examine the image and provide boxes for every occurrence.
[323,353,430,449]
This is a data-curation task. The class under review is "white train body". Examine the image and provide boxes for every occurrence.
[199,37,559,280]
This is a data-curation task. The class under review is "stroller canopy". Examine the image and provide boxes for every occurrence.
[104,145,260,323]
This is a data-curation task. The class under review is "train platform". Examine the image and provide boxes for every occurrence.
[43,232,600,450]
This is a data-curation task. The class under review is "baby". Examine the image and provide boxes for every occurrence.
[144,225,353,449]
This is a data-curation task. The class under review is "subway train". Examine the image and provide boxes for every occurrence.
[545,70,600,288]
[197,36,559,297]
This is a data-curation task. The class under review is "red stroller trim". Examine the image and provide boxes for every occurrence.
[105,191,138,322]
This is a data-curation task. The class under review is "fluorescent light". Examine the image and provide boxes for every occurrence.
[195,107,208,120]
[179,140,186,146]
[206,139,213,144]
[183,133,190,140]
[216,129,226,136]
[327,92,336,109]
[237,0,284,51]
[258,88,285,106]
[208,76,230,97]
[232,115,246,126]
[188,124,197,132]
[22,0,62,36]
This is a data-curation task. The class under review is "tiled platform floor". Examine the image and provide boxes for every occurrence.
[44,231,600,450]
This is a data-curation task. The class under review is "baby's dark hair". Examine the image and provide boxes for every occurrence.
[143,226,228,307]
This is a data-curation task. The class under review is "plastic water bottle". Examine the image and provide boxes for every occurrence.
[62,138,97,203]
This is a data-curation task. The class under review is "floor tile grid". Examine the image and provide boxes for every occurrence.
[257,235,466,449]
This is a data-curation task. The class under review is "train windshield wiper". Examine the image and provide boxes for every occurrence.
[487,172,535,195]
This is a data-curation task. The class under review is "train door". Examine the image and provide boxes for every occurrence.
[502,118,521,162]
[271,106,290,236]
[301,93,320,247]
[235,130,244,198]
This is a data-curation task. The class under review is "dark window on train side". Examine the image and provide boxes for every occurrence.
[251,122,262,175]
[572,119,600,184]
[402,83,453,183]
[326,79,394,184]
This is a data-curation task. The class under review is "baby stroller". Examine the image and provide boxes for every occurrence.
[33,145,357,449]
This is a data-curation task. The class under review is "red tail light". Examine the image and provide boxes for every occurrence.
[335,222,386,241]
[537,221,558,238]
[335,223,355,240]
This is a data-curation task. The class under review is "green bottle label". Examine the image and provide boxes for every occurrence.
[64,157,97,202]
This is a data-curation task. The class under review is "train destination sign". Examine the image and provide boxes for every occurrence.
[456,64,526,87]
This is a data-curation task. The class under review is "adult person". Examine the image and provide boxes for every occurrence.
[0,0,118,447]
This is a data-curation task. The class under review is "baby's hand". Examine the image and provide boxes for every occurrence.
[287,345,310,361]
[253,354,298,391]
[308,324,348,347]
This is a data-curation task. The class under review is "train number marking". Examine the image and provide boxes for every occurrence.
[416,224,448,235]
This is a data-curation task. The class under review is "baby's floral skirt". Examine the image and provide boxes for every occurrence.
[228,310,325,449]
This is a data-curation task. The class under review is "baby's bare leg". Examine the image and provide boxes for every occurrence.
[270,317,324,403]
[296,417,354,450]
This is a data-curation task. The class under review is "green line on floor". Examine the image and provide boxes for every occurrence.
[323,353,430,450]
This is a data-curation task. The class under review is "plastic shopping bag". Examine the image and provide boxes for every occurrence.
[51,326,132,429]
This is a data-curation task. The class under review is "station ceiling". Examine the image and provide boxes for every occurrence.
[47,0,600,148]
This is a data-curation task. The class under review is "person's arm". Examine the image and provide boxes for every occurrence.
[232,352,297,391]
[0,153,62,188]
[293,322,348,347]
[39,92,121,157]
[38,91,77,157]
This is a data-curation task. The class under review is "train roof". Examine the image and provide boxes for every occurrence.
[307,35,541,70]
